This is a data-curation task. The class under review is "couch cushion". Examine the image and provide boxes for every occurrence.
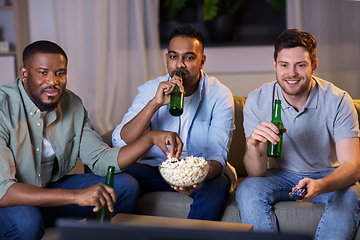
[228,96,247,179]
[274,202,324,237]
[138,192,190,219]
[353,99,360,124]
[138,191,241,223]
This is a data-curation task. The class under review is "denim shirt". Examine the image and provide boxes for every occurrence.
[112,71,236,183]
[0,79,120,200]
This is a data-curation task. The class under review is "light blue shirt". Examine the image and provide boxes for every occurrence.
[112,70,236,183]
[244,76,360,174]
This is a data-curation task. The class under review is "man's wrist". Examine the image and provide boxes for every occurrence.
[149,98,162,111]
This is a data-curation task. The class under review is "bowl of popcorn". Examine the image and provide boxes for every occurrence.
[159,155,210,187]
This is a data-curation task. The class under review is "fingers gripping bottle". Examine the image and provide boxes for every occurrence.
[96,166,115,223]
[169,70,184,116]
[267,100,283,157]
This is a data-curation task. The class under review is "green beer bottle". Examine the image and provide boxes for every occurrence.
[267,100,283,157]
[96,166,115,223]
[169,70,184,116]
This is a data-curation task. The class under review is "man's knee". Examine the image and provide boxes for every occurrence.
[0,206,44,240]
[236,177,260,199]
[329,184,360,207]
[113,173,139,200]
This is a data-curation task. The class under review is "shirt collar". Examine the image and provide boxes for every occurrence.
[275,77,318,111]
[17,78,41,118]
[166,70,205,98]
[17,78,58,119]
[303,77,319,109]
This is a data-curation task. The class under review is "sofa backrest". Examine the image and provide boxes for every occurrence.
[229,97,360,179]
[100,97,360,179]
[227,96,247,178]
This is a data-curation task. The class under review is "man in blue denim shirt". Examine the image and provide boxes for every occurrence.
[112,24,236,220]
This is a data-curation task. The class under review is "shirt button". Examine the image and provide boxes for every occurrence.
[36,148,40,152]
[37,123,41,126]
[38,173,41,177]
[30,112,33,115]
[174,126,178,129]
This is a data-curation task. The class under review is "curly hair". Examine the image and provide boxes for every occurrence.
[169,23,204,49]
[274,29,317,65]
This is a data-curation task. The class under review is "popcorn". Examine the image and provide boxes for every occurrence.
[159,155,210,187]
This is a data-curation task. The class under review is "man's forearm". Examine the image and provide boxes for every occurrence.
[121,99,160,144]
[316,161,360,195]
[0,183,76,207]
[205,160,223,180]
[243,140,268,177]
[116,132,155,169]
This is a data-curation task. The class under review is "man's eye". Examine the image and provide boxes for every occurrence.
[186,56,195,60]
[56,71,65,76]
[169,55,177,59]
[40,71,47,75]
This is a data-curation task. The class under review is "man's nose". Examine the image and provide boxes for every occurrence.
[176,57,185,69]
[47,73,59,85]
[289,66,298,77]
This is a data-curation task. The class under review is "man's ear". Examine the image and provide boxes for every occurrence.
[20,67,28,82]
[312,59,319,74]
[200,55,206,69]
[273,59,277,70]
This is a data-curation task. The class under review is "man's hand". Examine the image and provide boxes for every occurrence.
[149,130,183,159]
[244,122,287,177]
[74,183,117,213]
[172,183,203,195]
[248,121,286,148]
[152,76,184,107]
[290,178,322,202]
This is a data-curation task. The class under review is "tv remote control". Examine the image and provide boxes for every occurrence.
[289,186,307,200]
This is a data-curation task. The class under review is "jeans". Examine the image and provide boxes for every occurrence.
[122,163,230,220]
[0,173,139,240]
[235,169,360,240]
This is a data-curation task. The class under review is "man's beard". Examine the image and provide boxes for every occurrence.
[277,76,311,97]
[37,98,60,111]
[28,89,62,111]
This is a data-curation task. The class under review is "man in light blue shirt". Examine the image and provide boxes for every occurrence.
[112,24,236,220]
[236,29,360,239]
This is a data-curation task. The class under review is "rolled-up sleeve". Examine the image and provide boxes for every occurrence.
[0,126,17,200]
[112,78,164,147]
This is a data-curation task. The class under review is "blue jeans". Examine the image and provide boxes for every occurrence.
[122,163,230,220]
[235,169,360,240]
[0,173,139,240]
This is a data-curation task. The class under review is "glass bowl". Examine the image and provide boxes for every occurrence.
[159,156,210,187]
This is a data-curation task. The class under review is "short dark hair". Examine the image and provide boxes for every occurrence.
[23,40,68,67]
[169,23,204,49]
[274,29,317,65]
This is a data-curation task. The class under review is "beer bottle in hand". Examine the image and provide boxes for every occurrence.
[267,100,283,157]
[169,70,184,116]
[96,166,115,223]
